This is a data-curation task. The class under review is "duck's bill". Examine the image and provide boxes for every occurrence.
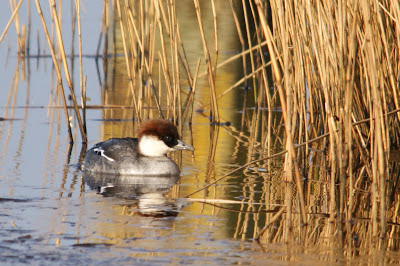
[173,139,195,151]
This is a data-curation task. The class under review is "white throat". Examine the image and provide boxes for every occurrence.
[139,135,173,157]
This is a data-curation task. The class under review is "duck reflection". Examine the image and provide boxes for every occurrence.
[83,171,180,217]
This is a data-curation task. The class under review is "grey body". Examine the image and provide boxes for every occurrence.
[83,138,180,176]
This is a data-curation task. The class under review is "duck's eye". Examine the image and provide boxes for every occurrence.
[164,136,172,142]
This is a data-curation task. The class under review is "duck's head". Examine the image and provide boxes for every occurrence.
[138,119,194,157]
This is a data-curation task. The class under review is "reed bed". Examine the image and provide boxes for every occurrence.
[2,0,400,259]
[184,0,400,256]
[248,0,400,254]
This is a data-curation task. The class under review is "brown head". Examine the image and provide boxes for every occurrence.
[138,119,194,156]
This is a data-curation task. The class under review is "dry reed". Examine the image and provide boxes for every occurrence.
[248,0,400,252]
[34,0,73,142]
[0,0,23,47]
[179,0,400,255]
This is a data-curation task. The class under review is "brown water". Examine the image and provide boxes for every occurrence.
[1,1,399,265]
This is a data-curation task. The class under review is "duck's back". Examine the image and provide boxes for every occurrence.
[83,138,180,176]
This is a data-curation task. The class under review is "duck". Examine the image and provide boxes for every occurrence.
[82,119,194,176]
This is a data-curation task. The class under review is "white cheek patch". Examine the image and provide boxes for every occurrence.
[93,147,115,162]
[139,135,173,157]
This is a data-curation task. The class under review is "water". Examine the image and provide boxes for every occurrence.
[1,1,399,265]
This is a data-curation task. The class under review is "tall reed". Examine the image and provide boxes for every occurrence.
[33,0,87,143]
[251,0,400,249]
[185,0,400,254]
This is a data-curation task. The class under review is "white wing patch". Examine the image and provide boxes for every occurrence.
[93,147,115,162]
[100,183,114,194]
